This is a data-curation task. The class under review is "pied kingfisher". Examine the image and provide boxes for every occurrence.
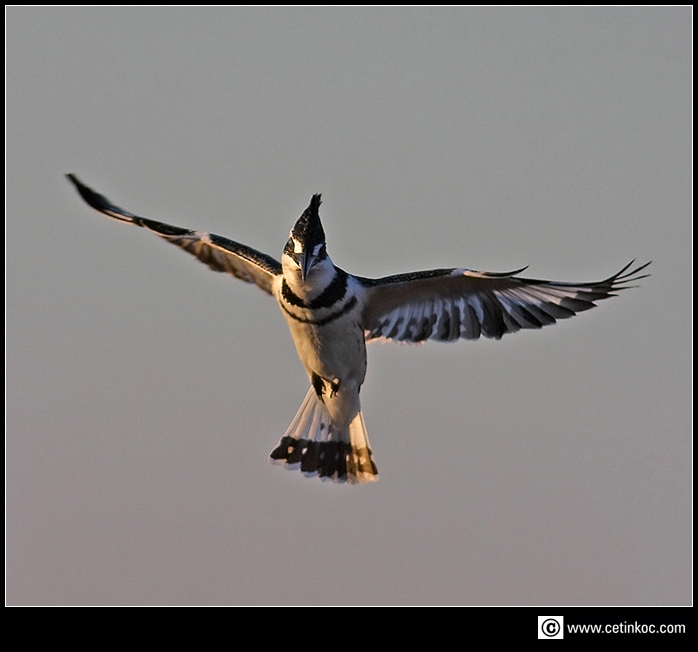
[67,175,649,484]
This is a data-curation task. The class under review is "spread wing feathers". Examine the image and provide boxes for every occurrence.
[66,174,282,294]
[358,261,650,343]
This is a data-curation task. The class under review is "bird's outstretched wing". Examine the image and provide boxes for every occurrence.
[66,175,282,294]
[358,261,650,343]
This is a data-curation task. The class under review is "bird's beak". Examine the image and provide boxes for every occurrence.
[300,252,313,281]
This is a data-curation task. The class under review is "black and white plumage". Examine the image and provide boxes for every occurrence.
[67,175,650,484]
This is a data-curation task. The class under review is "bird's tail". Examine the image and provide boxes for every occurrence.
[270,387,378,484]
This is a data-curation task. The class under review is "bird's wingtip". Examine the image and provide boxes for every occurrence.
[66,173,89,194]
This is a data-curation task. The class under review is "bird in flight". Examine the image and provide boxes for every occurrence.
[67,175,649,485]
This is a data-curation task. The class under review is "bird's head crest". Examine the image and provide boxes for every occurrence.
[290,194,324,249]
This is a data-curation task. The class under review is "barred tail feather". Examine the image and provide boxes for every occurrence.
[269,387,378,484]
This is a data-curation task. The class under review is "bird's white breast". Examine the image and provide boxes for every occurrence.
[273,272,368,387]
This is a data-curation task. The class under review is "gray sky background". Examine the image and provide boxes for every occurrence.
[7,8,691,605]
